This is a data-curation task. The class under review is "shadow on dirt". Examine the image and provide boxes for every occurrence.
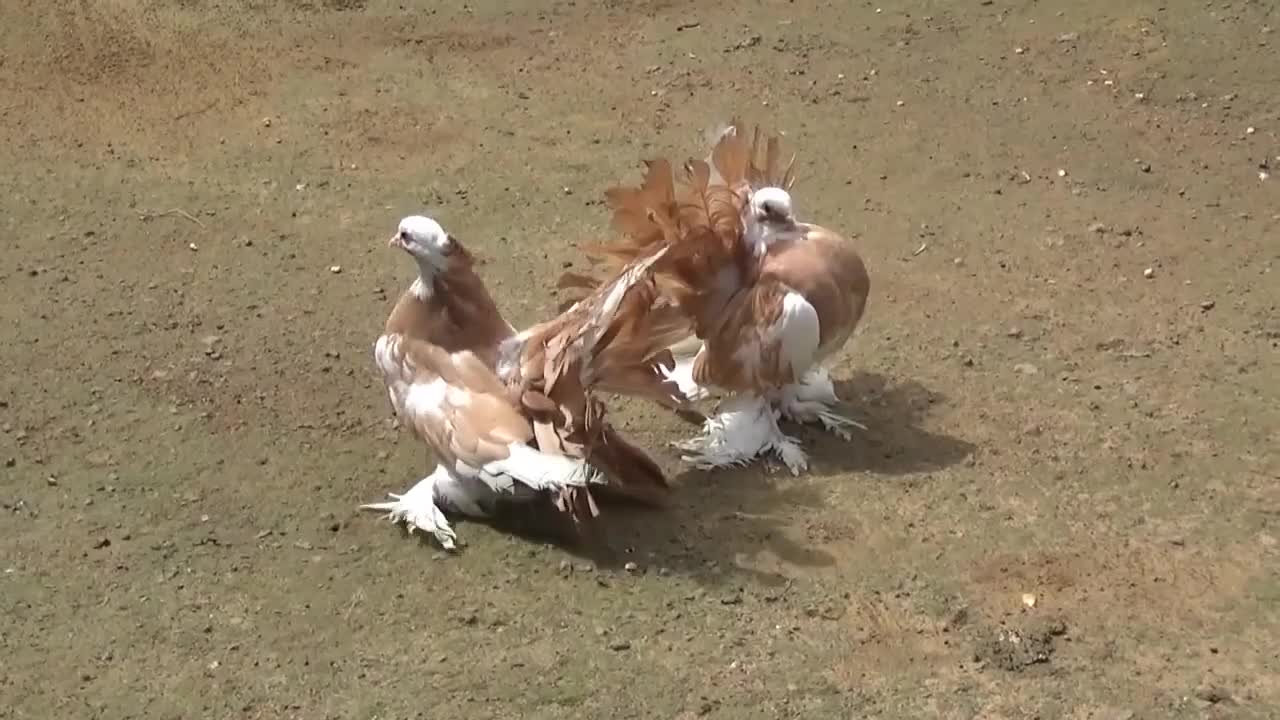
[804,372,977,478]
[445,371,975,587]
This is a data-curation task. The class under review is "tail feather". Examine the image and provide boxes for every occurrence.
[586,425,672,508]
[548,118,801,411]
[553,486,601,528]
[557,125,767,338]
[508,243,689,524]
[480,443,601,494]
[599,158,678,261]
[717,120,797,192]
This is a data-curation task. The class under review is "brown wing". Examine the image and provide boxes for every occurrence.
[376,332,534,472]
[381,331,610,526]
[516,248,697,505]
[691,276,821,394]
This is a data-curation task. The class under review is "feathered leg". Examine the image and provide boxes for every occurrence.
[777,367,867,440]
[673,394,810,475]
[360,465,462,550]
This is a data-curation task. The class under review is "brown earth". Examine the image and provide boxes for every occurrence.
[2,1,1278,718]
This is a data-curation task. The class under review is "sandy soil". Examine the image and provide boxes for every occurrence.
[2,0,1278,718]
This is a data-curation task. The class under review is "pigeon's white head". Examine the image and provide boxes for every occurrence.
[389,215,456,267]
[745,186,799,253]
[750,186,796,227]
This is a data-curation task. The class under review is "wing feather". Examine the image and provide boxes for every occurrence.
[691,279,819,392]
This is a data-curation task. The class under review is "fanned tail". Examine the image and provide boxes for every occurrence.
[557,137,753,337]
[514,246,702,513]
[550,116,799,406]
[711,119,797,192]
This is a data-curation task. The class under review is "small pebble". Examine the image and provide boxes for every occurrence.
[262,118,272,127]
[1143,267,1155,279]
[624,561,639,573]
[607,640,632,651]
[1245,126,1256,135]
[895,100,905,107]
[1013,363,1040,375]
[329,265,342,274]
[188,243,199,251]
[1056,168,1067,177]
[1199,300,1215,311]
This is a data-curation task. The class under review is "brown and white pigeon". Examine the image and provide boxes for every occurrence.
[561,121,871,475]
[361,215,686,549]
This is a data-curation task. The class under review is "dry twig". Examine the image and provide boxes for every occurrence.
[138,208,206,229]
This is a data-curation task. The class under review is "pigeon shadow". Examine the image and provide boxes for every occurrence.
[798,371,976,479]
[428,471,834,589]
[434,371,974,588]
[584,371,974,584]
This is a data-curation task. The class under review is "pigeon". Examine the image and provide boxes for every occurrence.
[560,121,871,474]
[362,215,687,549]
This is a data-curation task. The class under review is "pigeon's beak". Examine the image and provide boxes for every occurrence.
[388,232,402,249]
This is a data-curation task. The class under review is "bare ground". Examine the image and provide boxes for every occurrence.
[1,1,1278,718]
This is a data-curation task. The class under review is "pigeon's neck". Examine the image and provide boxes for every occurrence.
[410,257,444,300]
[748,221,800,256]
[411,255,516,341]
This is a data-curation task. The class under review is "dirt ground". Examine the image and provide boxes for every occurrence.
[2,0,1278,717]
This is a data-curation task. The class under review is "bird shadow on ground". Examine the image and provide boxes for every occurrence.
[801,371,976,479]
[450,371,975,588]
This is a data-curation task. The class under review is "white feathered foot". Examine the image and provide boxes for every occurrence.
[673,394,810,475]
[360,465,463,550]
[777,367,867,441]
